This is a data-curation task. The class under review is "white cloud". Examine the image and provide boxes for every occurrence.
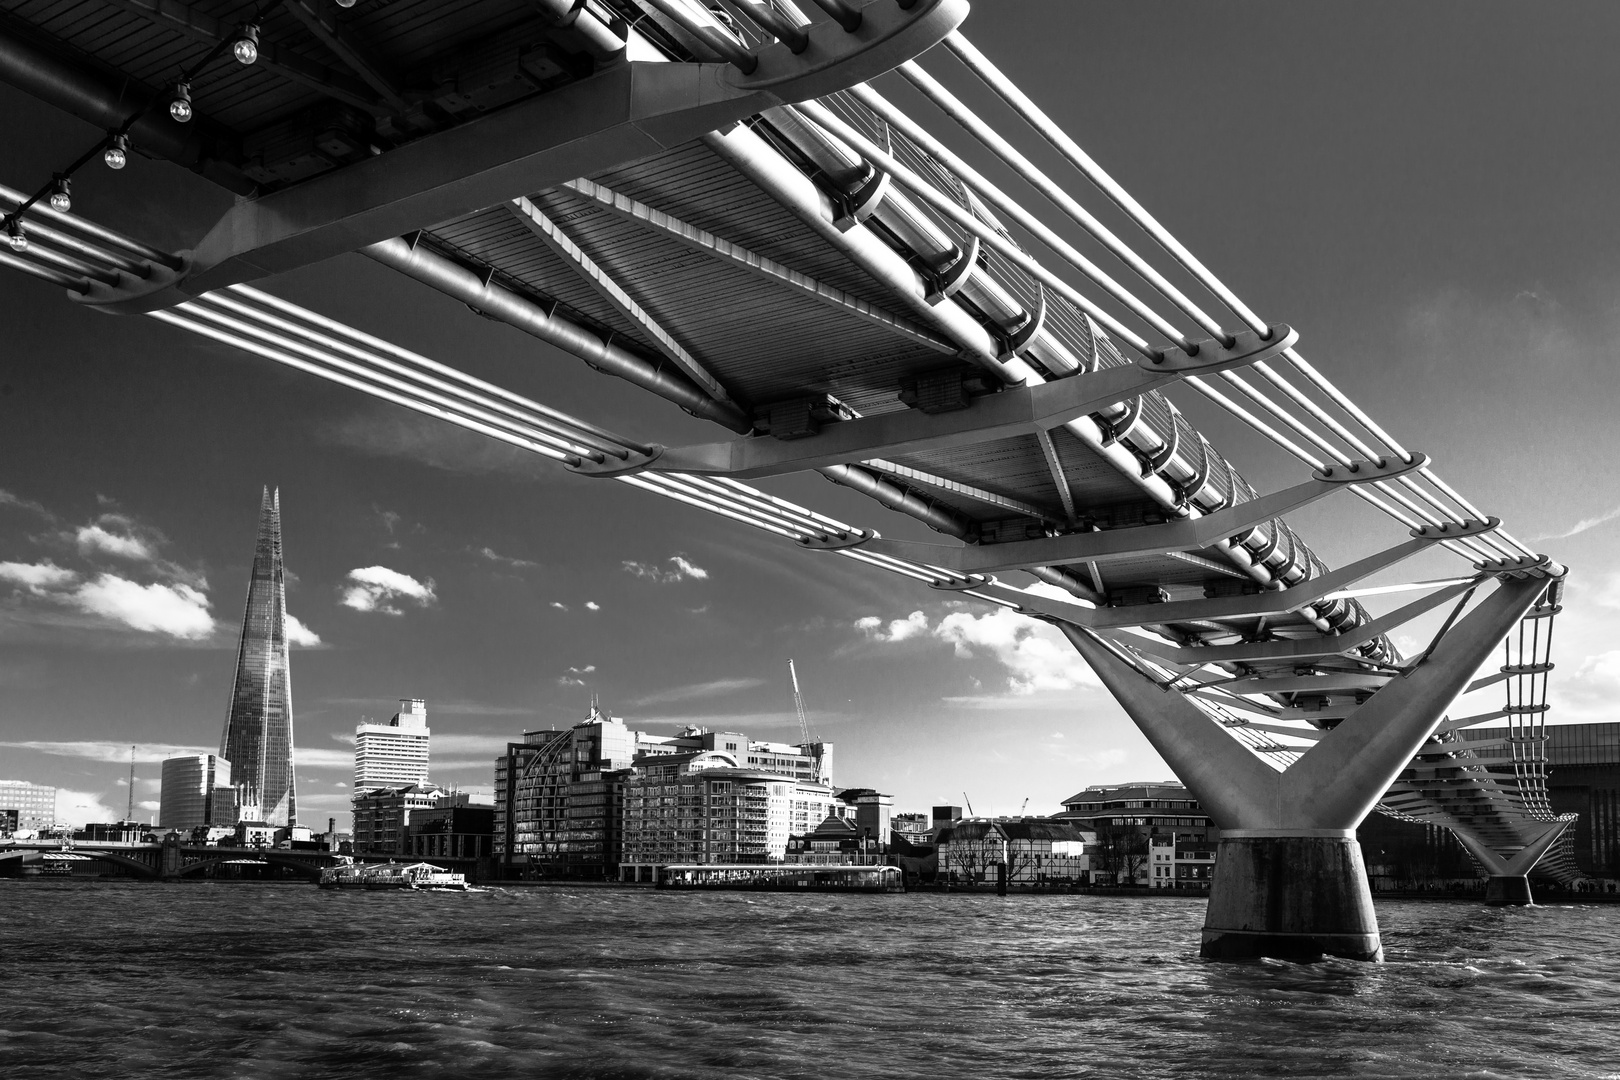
[550,602,568,611]
[292,748,356,769]
[284,613,322,648]
[1530,503,1620,543]
[585,601,600,611]
[0,740,213,764]
[628,677,763,707]
[0,489,51,517]
[568,665,596,675]
[622,555,709,583]
[55,789,118,827]
[854,606,1098,697]
[558,676,586,687]
[65,574,215,639]
[340,566,437,615]
[136,799,159,812]
[855,610,930,643]
[0,561,77,593]
[76,522,155,561]
[475,546,538,569]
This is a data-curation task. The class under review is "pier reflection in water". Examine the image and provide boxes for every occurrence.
[2,882,1617,1079]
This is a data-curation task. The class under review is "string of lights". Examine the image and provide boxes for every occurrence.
[1,1,278,253]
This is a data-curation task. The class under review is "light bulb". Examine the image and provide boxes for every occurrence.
[335,0,356,7]
[48,177,72,213]
[169,82,192,123]
[6,220,26,253]
[104,134,130,170]
[233,24,260,65]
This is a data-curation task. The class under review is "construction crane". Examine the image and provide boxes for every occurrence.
[963,791,975,816]
[125,745,135,822]
[787,659,813,746]
[1019,797,1030,817]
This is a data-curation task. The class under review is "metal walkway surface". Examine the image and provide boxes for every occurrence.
[0,0,1579,890]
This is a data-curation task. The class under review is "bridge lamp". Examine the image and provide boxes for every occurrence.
[169,82,193,123]
[104,133,130,170]
[6,218,26,253]
[233,23,260,65]
[47,176,71,213]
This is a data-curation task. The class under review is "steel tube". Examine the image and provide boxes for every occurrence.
[0,192,149,275]
[796,100,1159,358]
[0,182,181,269]
[13,239,121,285]
[149,311,573,462]
[639,0,759,71]
[529,0,629,58]
[233,284,647,455]
[807,0,861,32]
[182,298,602,461]
[363,236,752,434]
[0,248,87,290]
[730,0,810,52]
[625,473,806,538]
[210,289,634,460]
[875,71,1223,346]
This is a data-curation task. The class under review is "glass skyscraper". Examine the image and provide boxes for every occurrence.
[220,487,297,826]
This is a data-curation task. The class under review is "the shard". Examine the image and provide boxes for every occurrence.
[220,487,297,826]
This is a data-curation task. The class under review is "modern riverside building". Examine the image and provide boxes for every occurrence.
[351,784,448,856]
[494,704,839,881]
[1057,782,1217,841]
[355,699,431,790]
[0,780,56,833]
[158,755,235,830]
[786,815,884,866]
[617,751,849,880]
[219,487,298,826]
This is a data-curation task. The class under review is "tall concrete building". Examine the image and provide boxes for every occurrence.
[158,755,235,830]
[354,699,431,790]
[220,487,298,826]
[0,780,57,833]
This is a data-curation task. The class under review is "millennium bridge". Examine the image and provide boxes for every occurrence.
[0,0,1575,960]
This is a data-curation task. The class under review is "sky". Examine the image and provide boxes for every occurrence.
[3,2,1620,829]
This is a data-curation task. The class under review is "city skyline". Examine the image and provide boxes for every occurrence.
[3,3,1620,830]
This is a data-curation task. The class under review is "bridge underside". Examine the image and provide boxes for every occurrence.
[0,0,1577,959]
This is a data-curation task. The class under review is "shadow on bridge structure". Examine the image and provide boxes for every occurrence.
[0,0,1577,960]
[0,837,338,881]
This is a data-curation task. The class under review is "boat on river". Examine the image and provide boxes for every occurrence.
[318,859,468,891]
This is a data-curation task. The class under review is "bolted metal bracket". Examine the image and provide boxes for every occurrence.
[1313,452,1430,485]
[1412,516,1499,541]
[1476,553,1562,580]
[565,444,664,477]
[926,573,994,592]
[1147,323,1300,375]
[798,528,878,550]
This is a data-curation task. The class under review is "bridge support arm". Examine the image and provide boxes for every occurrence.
[1452,818,1573,906]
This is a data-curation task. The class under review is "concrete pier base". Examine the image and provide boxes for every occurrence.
[1485,875,1534,906]
[1200,834,1382,962]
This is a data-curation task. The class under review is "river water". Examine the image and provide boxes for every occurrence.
[3,882,1618,1079]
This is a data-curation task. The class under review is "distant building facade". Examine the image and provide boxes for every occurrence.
[219,487,298,826]
[158,755,235,830]
[355,699,431,790]
[0,780,56,833]
[494,707,838,881]
[1464,722,1620,879]
[1149,835,1217,888]
[936,818,1090,885]
[406,800,496,861]
[352,784,448,856]
[892,812,931,841]
[786,814,884,865]
[1057,782,1215,886]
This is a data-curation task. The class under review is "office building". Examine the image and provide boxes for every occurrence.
[158,755,235,830]
[617,751,848,879]
[406,798,496,861]
[786,814,884,865]
[219,487,298,826]
[351,784,448,856]
[355,699,432,790]
[1148,835,1217,888]
[0,780,57,833]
